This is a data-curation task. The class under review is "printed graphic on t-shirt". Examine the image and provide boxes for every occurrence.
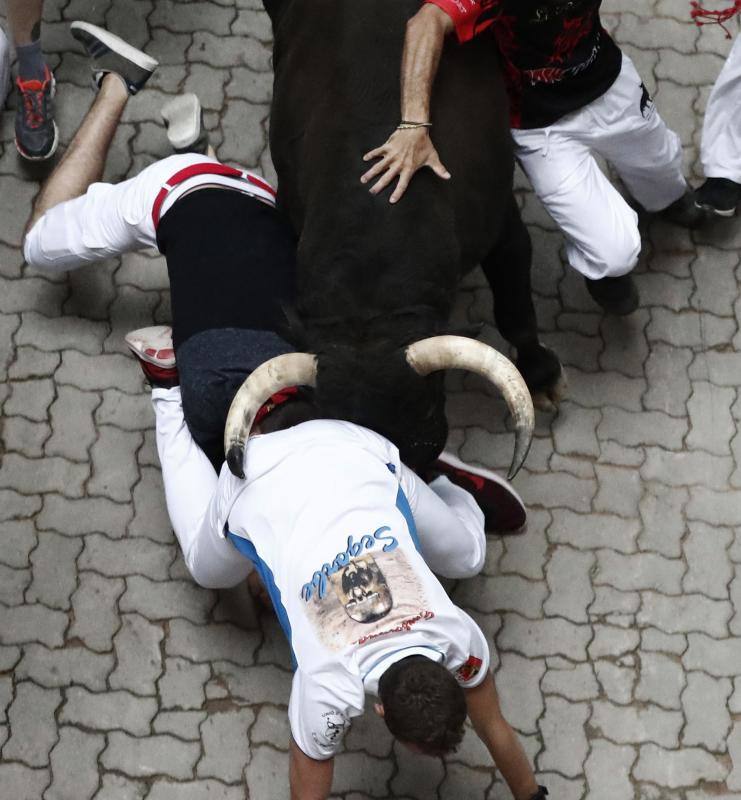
[312,709,352,751]
[301,542,431,652]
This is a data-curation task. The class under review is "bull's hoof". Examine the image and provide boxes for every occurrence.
[516,344,564,411]
[532,369,567,413]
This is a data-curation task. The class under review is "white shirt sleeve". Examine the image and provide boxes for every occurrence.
[450,609,491,690]
[398,467,487,579]
[289,668,365,760]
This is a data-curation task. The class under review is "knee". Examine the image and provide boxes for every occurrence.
[575,217,641,280]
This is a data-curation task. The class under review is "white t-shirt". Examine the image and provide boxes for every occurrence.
[208,419,490,760]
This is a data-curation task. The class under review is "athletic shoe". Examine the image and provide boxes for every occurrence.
[694,177,741,218]
[431,451,527,534]
[14,65,59,161]
[70,21,158,95]
[124,326,179,388]
[161,93,209,154]
[585,274,639,316]
[0,28,10,110]
[660,191,705,228]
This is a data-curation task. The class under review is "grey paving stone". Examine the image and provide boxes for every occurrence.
[0,490,42,521]
[4,681,62,767]
[684,634,741,677]
[583,739,636,800]
[79,533,174,580]
[45,386,100,461]
[251,705,291,751]
[635,651,686,710]
[499,509,550,579]
[638,591,732,638]
[56,350,143,393]
[590,700,683,748]
[682,671,732,752]
[101,731,201,780]
[88,425,142,503]
[5,378,55,422]
[641,628,687,657]
[61,685,157,736]
[93,774,147,800]
[45,727,106,800]
[590,586,640,616]
[244,745,291,800]
[158,657,210,711]
[686,486,741,526]
[456,574,546,619]
[439,763,492,800]
[549,508,639,554]
[390,741,445,799]
[537,695,589,777]
[146,781,246,800]
[512,470,596,513]
[0,764,51,800]
[0,603,68,647]
[128,466,177,544]
[687,381,736,456]
[541,662,599,702]
[16,644,114,691]
[728,722,741,790]
[643,338,692,418]
[27,531,83,610]
[16,311,107,356]
[109,613,165,696]
[498,614,592,661]
[37,495,132,538]
[495,652,546,735]
[683,523,734,599]
[68,572,125,653]
[598,408,688,449]
[3,416,52,457]
[637,482,686,558]
[633,743,727,788]
[0,453,89,497]
[594,660,636,705]
[0,563,30,605]
[544,547,594,623]
[215,662,291,706]
[198,708,256,782]
[595,549,684,593]
[153,710,207,740]
[167,621,261,668]
[120,576,213,624]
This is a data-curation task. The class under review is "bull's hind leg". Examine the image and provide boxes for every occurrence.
[481,197,565,411]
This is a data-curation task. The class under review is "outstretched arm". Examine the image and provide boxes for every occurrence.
[290,739,334,800]
[465,673,542,800]
[360,4,453,203]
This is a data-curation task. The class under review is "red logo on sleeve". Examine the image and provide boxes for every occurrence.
[456,655,483,682]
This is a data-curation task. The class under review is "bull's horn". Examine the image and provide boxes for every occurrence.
[224,353,318,478]
[405,335,534,480]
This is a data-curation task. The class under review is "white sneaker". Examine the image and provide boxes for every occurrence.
[124,326,178,387]
[161,93,208,153]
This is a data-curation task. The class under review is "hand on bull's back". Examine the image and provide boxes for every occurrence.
[361,127,451,203]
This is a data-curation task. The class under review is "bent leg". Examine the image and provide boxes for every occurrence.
[702,35,741,182]
[153,386,252,589]
[513,126,641,280]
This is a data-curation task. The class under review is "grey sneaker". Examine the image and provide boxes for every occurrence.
[161,94,209,154]
[70,21,158,95]
[14,65,59,161]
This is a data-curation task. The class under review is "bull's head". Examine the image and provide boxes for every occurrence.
[224,335,534,481]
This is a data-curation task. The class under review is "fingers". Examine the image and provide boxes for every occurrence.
[362,145,388,163]
[360,155,393,185]
[389,169,413,204]
[368,162,403,196]
[430,157,452,180]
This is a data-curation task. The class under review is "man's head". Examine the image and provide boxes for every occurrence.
[376,656,467,756]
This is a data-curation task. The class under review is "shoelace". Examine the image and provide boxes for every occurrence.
[691,1,741,37]
[17,77,49,129]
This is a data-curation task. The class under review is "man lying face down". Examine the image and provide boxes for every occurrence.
[23,21,547,800]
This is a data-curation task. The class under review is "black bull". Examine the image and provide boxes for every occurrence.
[236,0,562,469]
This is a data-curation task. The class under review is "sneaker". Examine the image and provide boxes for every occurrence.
[125,326,179,388]
[70,21,158,95]
[694,177,741,218]
[14,65,58,161]
[660,191,705,228]
[161,93,209,154]
[585,274,639,316]
[0,28,10,109]
[431,451,527,534]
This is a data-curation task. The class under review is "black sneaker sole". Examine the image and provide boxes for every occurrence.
[694,200,736,218]
[15,120,59,161]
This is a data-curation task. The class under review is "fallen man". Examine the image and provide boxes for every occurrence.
[24,21,546,800]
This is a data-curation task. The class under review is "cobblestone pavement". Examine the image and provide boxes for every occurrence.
[0,0,740,798]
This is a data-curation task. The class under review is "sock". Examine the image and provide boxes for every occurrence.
[15,39,47,83]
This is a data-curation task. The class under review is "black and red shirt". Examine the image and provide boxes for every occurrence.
[426,0,623,129]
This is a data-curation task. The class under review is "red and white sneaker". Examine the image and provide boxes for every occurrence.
[124,326,179,388]
[433,451,527,534]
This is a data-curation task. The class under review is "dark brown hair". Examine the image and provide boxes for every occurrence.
[378,656,467,755]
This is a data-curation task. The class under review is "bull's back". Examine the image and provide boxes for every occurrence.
[268,0,512,318]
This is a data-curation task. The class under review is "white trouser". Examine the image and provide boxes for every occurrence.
[513,54,687,280]
[153,386,253,589]
[702,33,741,183]
[23,153,275,272]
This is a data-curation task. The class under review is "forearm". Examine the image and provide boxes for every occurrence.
[466,674,539,800]
[290,739,334,800]
[400,4,453,122]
